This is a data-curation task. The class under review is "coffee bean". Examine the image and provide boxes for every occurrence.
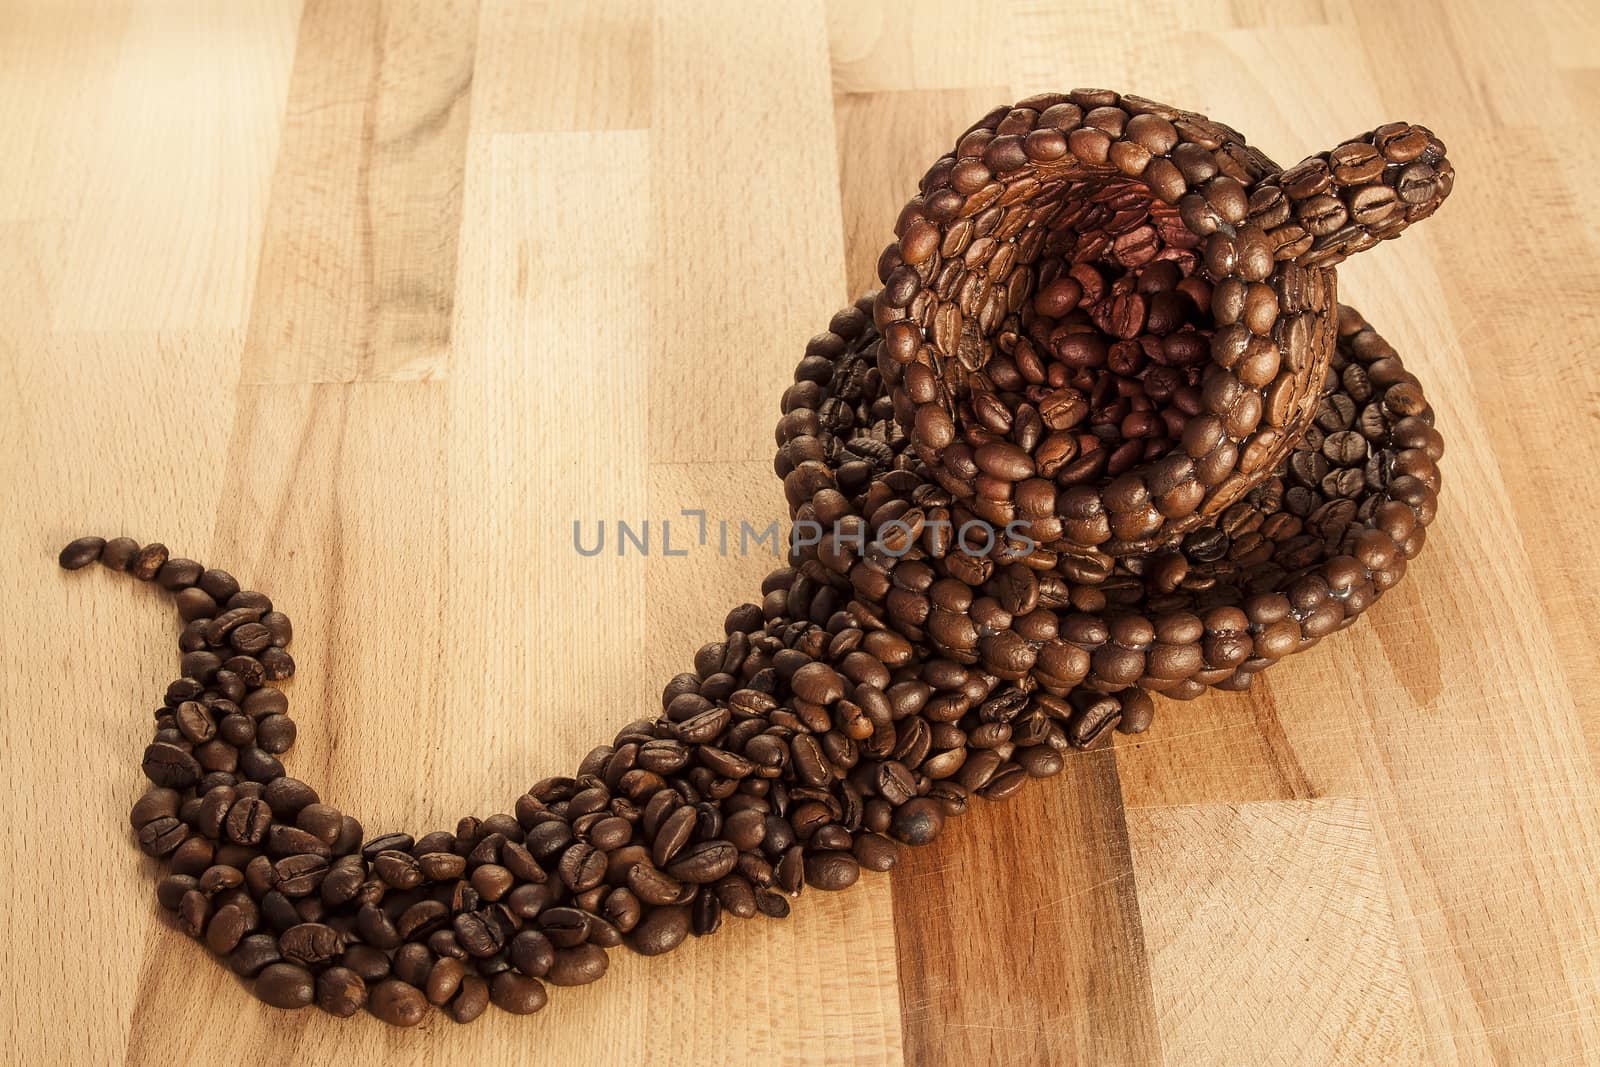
[546,944,609,987]
[255,963,314,1010]
[852,832,899,872]
[374,850,424,889]
[280,922,343,966]
[224,796,271,845]
[449,975,490,1024]
[890,799,945,845]
[754,890,791,919]
[393,944,435,989]
[627,863,684,907]
[142,742,200,789]
[175,701,216,744]
[558,842,606,892]
[99,536,139,571]
[244,688,288,720]
[137,817,188,857]
[491,972,548,1015]
[58,537,105,570]
[650,805,696,868]
[510,930,555,978]
[273,854,329,897]
[249,713,294,755]
[261,611,293,647]
[341,944,391,983]
[259,647,295,681]
[131,543,169,581]
[804,851,861,891]
[790,662,847,704]
[665,840,738,884]
[368,979,429,1027]
[199,569,240,602]
[626,905,690,956]
[424,957,466,1006]
[229,622,273,655]
[130,788,180,829]
[316,967,367,1018]
[1323,429,1368,466]
[156,558,203,590]
[229,934,282,978]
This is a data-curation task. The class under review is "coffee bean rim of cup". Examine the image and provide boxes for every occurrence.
[869,89,1452,559]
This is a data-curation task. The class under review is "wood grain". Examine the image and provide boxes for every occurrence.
[5,2,1600,1065]
[1128,800,1424,1066]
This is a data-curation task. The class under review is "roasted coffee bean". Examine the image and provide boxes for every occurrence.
[316,967,367,1018]
[130,788,180,829]
[267,824,329,859]
[244,688,288,720]
[510,930,555,978]
[142,742,200,789]
[665,840,738,884]
[254,963,315,1010]
[130,543,169,581]
[229,934,283,978]
[425,957,466,1006]
[273,854,330,897]
[890,799,945,846]
[626,905,691,957]
[558,842,607,892]
[280,922,343,966]
[491,972,548,1015]
[178,895,211,940]
[368,979,429,1027]
[99,536,139,571]
[224,796,272,845]
[392,944,435,988]
[58,537,105,570]
[804,851,861,891]
[156,558,203,590]
[853,832,898,872]
[650,804,695,868]
[546,944,609,987]
[199,569,240,602]
[451,909,507,958]
[340,944,391,983]
[448,975,490,1024]
[754,890,791,919]
[237,746,285,783]
[374,850,424,889]
[175,701,216,744]
[627,863,684,907]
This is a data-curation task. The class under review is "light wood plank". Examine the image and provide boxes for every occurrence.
[470,0,651,133]
[52,0,300,330]
[241,0,478,383]
[1128,800,1424,1066]
[648,0,847,464]
[833,87,1006,296]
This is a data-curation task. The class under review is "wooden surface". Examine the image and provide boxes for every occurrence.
[3,2,1599,1064]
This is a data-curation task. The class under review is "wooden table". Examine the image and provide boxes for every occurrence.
[4,2,1598,1064]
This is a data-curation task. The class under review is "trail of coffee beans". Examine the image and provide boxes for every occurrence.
[59,91,1446,1028]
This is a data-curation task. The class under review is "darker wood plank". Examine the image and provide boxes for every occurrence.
[891,748,1163,1066]
[242,0,478,384]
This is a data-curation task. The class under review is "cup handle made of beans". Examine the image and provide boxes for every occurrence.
[1253,123,1454,270]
